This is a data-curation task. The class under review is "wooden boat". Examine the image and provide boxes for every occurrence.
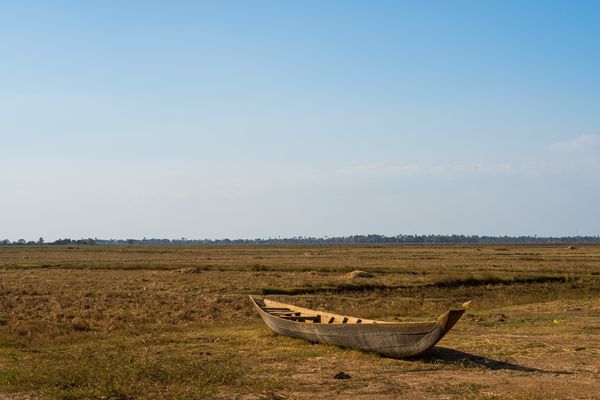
[249,295,470,358]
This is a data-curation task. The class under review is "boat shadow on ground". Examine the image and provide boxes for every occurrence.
[415,347,574,375]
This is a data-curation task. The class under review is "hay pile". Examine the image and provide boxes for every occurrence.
[343,270,375,279]
[172,267,204,274]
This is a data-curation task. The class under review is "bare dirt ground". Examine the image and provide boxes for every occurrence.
[0,244,599,399]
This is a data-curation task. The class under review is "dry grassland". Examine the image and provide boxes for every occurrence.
[0,244,599,399]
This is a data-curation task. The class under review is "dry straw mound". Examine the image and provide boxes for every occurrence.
[343,270,375,279]
[172,267,204,274]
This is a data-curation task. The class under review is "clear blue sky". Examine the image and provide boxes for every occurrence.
[1,1,599,240]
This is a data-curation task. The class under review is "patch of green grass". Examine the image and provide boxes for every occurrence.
[429,275,570,288]
[0,334,247,399]
[257,274,572,296]
[579,326,600,334]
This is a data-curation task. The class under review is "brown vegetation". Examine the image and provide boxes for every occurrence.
[0,244,599,399]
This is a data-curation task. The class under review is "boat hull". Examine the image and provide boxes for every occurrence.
[250,296,466,358]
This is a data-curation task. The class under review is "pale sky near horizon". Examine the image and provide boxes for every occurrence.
[1,1,599,241]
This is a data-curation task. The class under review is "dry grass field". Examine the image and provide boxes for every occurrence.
[0,244,599,399]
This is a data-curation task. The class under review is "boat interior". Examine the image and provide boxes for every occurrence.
[252,296,380,324]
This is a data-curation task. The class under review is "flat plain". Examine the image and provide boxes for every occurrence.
[0,244,599,399]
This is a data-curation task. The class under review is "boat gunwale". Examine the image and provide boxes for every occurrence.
[249,295,463,328]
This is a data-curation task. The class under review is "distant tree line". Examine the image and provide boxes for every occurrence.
[1,234,600,245]
[0,238,96,245]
